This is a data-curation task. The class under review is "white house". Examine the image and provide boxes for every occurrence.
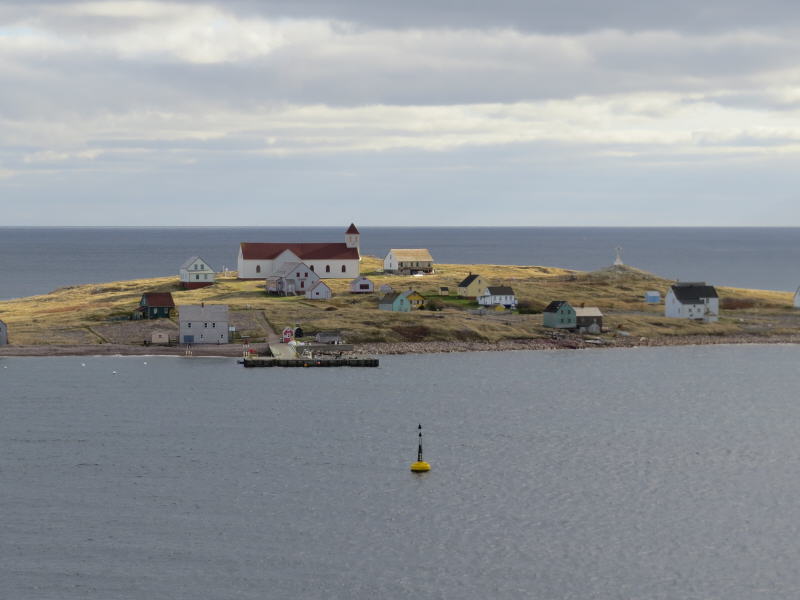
[179,256,215,289]
[0,319,7,345]
[383,249,434,274]
[238,224,360,280]
[477,286,517,309]
[266,262,321,296]
[306,281,333,300]
[665,282,719,322]
[178,304,230,344]
[350,276,374,293]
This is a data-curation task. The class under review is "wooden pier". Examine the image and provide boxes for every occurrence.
[242,357,379,368]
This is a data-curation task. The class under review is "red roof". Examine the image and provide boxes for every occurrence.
[240,242,359,261]
[346,223,360,234]
[141,292,175,308]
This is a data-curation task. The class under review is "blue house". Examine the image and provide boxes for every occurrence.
[543,300,577,328]
[645,291,661,304]
[378,292,411,312]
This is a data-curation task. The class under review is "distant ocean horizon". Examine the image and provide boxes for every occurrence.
[1,226,799,300]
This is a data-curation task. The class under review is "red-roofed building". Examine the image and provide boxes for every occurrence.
[237,224,361,279]
[134,292,175,319]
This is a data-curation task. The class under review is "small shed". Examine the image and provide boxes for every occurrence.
[0,319,8,345]
[379,284,393,294]
[135,292,175,320]
[645,291,661,304]
[379,292,411,312]
[350,276,374,294]
[543,300,576,329]
[574,307,603,334]
[315,331,343,344]
[439,287,449,296]
[151,331,170,345]
[306,281,333,300]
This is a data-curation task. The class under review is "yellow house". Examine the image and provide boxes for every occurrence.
[457,273,488,298]
[403,290,426,309]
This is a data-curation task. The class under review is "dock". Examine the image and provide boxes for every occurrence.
[242,357,379,368]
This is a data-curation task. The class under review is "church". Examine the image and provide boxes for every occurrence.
[237,224,361,279]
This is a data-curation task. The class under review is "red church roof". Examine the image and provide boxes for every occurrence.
[346,223,360,234]
[240,242,359,261]
[141,292,175,308]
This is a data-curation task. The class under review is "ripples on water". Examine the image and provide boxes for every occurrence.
[3,346,800,599]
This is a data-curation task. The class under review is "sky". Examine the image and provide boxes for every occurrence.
[2,1,800,226]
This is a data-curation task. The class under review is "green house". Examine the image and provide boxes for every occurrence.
[135,292,175,320]
[378,292,411,312]
[543,300,576,328]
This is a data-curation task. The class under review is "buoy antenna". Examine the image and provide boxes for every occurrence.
[410,423,431,472]
[417,424,423,461]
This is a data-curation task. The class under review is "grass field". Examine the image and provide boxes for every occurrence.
[1,255,798,346]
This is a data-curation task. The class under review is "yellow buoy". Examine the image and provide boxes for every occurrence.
[410,423,431,472]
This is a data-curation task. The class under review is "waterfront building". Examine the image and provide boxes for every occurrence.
[238,224,360,280]
[543,301,577,329]
[350,276,374,293]
[575,307,604,333]
[134,292,175,320]
[179,256,215,289]
[458,273,488,298]
[178,304,229,344]
[383,249,434,274]
[477,286,517,309]
[665,282,719,323]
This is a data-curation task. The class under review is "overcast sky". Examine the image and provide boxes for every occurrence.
[2,1,800,226]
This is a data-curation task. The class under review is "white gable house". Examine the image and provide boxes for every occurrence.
[306,281,333,300]
[180,256,216,289]
[266,261,321,296]
[477,286,517,309]
[665,282,719,323]
[238,224,360,280]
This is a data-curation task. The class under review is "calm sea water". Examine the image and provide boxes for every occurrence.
[3,346,800,599]
[1,227,800,300]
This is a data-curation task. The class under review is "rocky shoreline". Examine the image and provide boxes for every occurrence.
[2,334,800,358]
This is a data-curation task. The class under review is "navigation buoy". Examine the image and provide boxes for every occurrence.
[410,423,431,472]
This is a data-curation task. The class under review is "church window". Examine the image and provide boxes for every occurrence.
[326,265,331,273]
[256,265,261,274]
[341,265,346,273]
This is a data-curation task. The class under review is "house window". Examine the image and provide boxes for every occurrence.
[195,274,200,280]
[204,323,208,328]
[301,280,305,288]
[256,265,261,274]
[212,322,216,327]
[310,265,314,272]
[188,322,191,328]
[341,265,346,273]
[296,273,300,277]
[326,265,331,273]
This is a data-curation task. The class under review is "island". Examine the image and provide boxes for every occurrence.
[1,255,798,357]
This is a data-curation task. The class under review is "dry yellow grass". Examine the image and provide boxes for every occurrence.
[1,256,798,346]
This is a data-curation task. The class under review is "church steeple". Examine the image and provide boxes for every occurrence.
[345,223,360,258]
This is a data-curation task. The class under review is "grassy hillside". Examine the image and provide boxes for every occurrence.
[1,256,798,346]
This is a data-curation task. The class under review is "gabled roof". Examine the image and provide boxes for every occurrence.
[141,292,175,308]
[485,286,515,296]
[670,282,718,304]
[401,290,424,299]
[388,248,434,262]
[308,281,331,292]
[180,256,213,271]
[240,242,359,261]
[379,293,401,304]
[274,261,310,277]
[458,273,480,287]
[575,307,603,318]
[178,304,229,321]
[544,300,571,313]
[351,275,372,283]
[346,223,360,234]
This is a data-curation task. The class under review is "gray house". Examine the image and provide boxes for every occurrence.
[574,307,603,333]
[0,319,7,345]
[543,301,577,329]
[178,304,229,344]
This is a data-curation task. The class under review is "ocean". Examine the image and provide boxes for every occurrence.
[1,227,800,300]
[3,346,800,599]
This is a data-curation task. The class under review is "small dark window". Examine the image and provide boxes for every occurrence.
[325,265,331,273]
[188,323,192,328]
[310,265,314,272]
[341,265,346,273]
[204,323,208,328]
[256,265,261,273]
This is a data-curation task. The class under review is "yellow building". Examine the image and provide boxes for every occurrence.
[457,273,488,298]
[404,290,426,309]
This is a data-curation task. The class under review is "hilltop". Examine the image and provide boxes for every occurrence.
[0,256,798,354]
